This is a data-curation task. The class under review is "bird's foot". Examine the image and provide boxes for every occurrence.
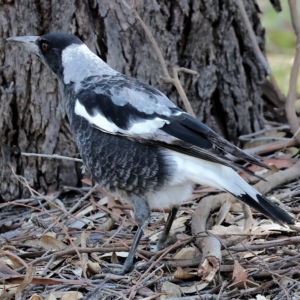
[101,267,122,275]
[101,262,134,275]
[135,261,153,272]
[157,232,179,251]
[102,261,153,275]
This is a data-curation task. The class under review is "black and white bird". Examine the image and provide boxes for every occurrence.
[7,33,294,274]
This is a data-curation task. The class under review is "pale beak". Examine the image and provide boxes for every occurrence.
[6,36,40,54]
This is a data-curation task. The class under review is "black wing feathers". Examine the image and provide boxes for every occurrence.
[154,140,265,179]
[78,75,267,170]
[234,193,294,224]
[162,120,213,149]
[161,113,269,169]
[77,89,164,130]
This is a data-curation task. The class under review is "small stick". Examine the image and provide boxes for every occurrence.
[21,152,83,162]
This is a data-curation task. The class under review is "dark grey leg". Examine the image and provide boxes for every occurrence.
[157,206,179,250]
[103,195,150,275]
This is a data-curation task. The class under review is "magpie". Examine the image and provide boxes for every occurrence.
[7,33,294,274]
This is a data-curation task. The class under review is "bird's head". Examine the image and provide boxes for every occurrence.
[7,33,85,81]
[7,33,83,79]
[7,32,114,88]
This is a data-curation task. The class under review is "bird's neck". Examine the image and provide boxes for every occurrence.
[61,43,118,92]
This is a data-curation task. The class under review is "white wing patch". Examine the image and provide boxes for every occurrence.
[74,99,170,135]
[129,117,169,134]
[75,100,119,133]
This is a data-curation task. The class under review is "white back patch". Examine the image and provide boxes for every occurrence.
[74,99,168,136]
[62,44,118,91]
[74,100,119,133]
[128,118,168,134]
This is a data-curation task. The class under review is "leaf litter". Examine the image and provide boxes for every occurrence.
[0,127,300,299]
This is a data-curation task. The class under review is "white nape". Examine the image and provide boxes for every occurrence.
[62,44,118,92]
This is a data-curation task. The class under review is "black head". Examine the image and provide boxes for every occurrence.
[36,33,83,77]
[7,32,83,78]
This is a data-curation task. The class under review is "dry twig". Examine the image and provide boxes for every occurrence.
[21,152,83,162]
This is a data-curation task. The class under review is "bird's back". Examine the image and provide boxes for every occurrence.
[63,84,174,196]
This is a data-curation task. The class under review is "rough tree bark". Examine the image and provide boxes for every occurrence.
[0,0,269,201]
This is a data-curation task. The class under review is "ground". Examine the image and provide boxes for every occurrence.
[0,134,299,299]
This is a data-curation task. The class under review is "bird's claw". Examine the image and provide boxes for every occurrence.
[157,232,179,251]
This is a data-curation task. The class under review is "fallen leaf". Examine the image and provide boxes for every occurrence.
[24,235,67,251]
[98,217,114,231]
[86,260,100,275]
[101,252,128,258]
[29,294,43,300]
[0,260,20,275]
[1,253,25,269]
[97,196,109,206]
[0,245,17,251]
[1,275,87,286]
[81,178,92,186]
[15,265,35,299]
[209,225,243,236]
[170,216,189,234]
[111,252,119,264]
[107,197,133,226]
[283,147,299,157]
[160,281,181,299]
[253,222,294,233]
[44,232,56,238]
[45,293,57,300]
[279,276,294,287]
[231,260,247,288]
[61,291,83,300]
[173,247,198,260]
[174,267,199,280]
[180,282,208,294]
[197,257,220,282]
[239,158,295,179]
[71,266,83,277]
[254,295,268,300]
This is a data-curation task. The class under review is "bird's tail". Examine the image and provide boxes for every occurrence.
[226,184,294,225]
[172,152,294,225]
[219,168,293,225]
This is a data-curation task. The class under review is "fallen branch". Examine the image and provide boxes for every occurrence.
[242,139,298,156]
[227,236,300,252]
[21,152,83,162]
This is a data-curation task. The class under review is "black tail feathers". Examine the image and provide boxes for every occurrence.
[236,193,294,225]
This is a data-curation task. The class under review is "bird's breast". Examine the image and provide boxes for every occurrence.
[66,107,174,197]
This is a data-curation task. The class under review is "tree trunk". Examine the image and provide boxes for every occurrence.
[0,0,267,201]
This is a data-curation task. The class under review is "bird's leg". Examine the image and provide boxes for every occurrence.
[103,195,150,275]
[157,206,179,250]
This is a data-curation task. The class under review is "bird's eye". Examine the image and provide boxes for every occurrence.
[41,42,49,52]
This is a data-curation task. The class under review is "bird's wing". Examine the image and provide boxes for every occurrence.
[75,74,268,169]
